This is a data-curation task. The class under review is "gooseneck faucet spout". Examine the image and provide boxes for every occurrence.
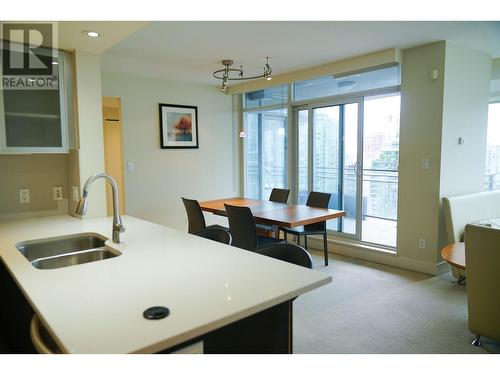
[76,173,125,243]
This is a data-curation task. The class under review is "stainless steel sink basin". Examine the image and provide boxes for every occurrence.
[16,233,121,269]
[16,233,107,262]
[31,248,120,270]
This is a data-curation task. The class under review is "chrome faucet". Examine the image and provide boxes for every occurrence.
[76,173,125,243]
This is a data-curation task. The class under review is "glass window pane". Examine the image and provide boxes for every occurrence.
[244,112,260,199]
[341,103,358,235]
[485,102,500,191]
[243,108,288,199]
[297,109,308,205]
[244,85,288,109]
[361,93,400,247]
[312,106,340,231]
[294,65,400,102]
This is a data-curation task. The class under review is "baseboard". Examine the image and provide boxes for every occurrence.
[306,236,442,276]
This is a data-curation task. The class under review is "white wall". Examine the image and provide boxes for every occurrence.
[438,42,491,248]
[439,43,491,198]
[101,72,237,230]
[74,51,107,218]
[397,41,447,271]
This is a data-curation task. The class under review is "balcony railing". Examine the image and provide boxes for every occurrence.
[311,167,398,221]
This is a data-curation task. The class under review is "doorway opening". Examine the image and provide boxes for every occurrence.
[102,97,125,216]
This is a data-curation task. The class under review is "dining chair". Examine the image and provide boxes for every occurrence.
[224,204,283,251]
[181,197,227,235]
[196,227,232,245]
[256,243,312,269]
[257,243,312,301]
[256,188,291,237]
[268,188,290,203]
[278,191,331,266]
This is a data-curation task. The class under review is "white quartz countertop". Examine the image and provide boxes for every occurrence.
[0,215,331,353]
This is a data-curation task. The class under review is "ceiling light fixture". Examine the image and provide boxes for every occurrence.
[213,57,272,92]
[83,30,100,38]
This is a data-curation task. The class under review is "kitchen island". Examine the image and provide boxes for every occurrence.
[0,215,331,354]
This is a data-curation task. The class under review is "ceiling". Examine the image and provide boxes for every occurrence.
[58,21,149,53]
[0,21,148,53]
[100,21,500,85]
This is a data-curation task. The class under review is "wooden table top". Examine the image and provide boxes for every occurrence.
[199,197,346,228]
[441,242,466,270]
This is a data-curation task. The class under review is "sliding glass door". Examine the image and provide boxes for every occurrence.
[293,93,400,247]
[294,100,360,235]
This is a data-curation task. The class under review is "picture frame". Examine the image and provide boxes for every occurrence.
[159,103,199,149]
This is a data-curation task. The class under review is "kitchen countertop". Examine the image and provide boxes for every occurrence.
[0,215,331,353]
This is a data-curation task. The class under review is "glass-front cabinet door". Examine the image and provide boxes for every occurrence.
[0,46,69,153]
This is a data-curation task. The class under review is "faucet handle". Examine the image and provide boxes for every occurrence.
[115,223,125,233]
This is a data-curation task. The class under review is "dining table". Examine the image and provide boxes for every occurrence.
[199,197,346,236]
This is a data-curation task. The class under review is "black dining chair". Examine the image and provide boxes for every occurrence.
[256,188,291,237]
[224,204,283,251]
[278,191,331,266]
[181,197,227,235]
[256,243,312,269]
[268,188,290,204]
[196,227,232,245]
[257,243,312,301]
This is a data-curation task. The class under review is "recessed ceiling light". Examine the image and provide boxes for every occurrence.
[83,30,100,38]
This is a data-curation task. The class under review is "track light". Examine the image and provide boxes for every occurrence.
[213,57,273,90]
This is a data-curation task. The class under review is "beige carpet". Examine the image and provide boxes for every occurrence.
[293,251,500,354]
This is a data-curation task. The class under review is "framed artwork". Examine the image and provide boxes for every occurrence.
[159,103,199,149]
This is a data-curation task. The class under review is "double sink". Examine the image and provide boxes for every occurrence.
[16,233,121,270]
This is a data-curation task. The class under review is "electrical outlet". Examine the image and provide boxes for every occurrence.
[72,186,79,202]
[53,186,63,201]
[421,159,429,170]
[19,189,30,204]
[418,238,426,249]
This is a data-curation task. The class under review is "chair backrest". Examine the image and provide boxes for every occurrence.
[464,224,500,340]
[181,197,207,234]
[306,191,331,208]
[196,228,232,245]
[224,204,258,251]
[305,191,331,231]
[269,188,290,203]
[257,243,312,269]
[443,190,500,244]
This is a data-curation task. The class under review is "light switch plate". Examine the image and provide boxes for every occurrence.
[421,159,429,170]
[127,161,134,171]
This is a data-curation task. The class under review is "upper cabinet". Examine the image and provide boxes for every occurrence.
[0,46,75,154]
